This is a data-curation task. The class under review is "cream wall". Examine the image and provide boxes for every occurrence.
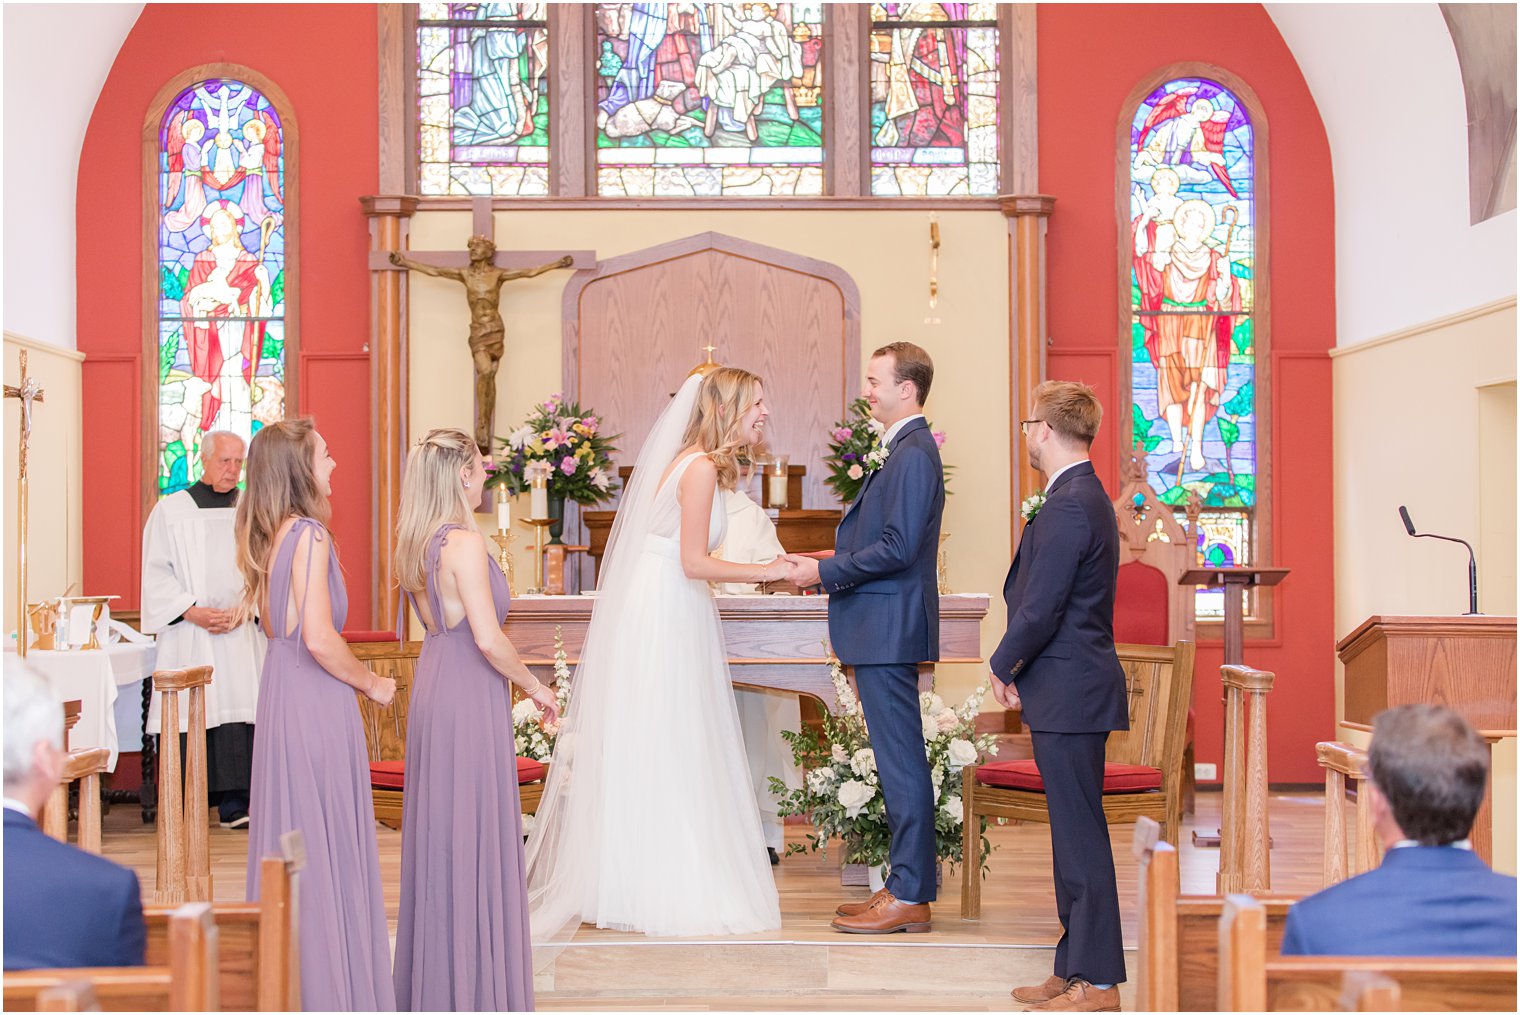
[404,209,1012,704]
[3,333,85,648]
[1332,297,1517,873]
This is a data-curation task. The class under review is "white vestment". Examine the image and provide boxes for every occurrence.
[715,489,803,852]
[140,491,266,735]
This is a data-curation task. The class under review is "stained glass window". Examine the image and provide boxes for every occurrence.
[594,3,825,197]
[1125,77,1257,618]
[157,79,288,497]
[868,3,999,196]
[417,3,550,196]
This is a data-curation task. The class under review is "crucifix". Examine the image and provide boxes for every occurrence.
[5,349,45,658]
[375,196,595,462]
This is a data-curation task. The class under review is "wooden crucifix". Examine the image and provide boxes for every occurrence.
[5,349,44,658]
[374,197,594,460]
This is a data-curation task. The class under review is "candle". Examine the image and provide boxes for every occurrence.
[767,473,789,508]
[530,485,549,520]
[496,495,511,532]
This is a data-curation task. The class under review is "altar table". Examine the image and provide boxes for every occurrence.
[10,642,158,771]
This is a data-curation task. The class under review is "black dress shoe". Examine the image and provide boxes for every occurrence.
[767,847,780,866]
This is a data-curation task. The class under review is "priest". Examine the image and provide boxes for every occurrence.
[140,431,266,828]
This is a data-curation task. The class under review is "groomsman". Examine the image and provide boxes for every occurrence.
[991,381,1127,1012]
[786,342,945,934]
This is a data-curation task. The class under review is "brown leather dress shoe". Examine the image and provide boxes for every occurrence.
[835,888,887,918]
[1023,979,1120,1012]
[1011,975,1070,1004]
[829,890,931,934]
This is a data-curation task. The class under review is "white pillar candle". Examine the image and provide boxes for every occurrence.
[530,485,549,520]
[767,474,789,507]
[497,496,511,532]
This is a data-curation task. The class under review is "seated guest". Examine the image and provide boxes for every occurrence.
[1282,704,1516,957]
[3,660,146,970]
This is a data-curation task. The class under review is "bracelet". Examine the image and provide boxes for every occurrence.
[522,678,543,697]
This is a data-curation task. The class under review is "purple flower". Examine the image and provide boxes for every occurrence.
[842,453,857,462]
[511,462,523,473]
[932,430,948,448]
[832,427,854,442]
[560,456,577,476]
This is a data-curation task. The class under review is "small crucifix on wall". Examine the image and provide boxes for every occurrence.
[379,197,594,460]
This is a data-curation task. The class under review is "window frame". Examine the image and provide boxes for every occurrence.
[140,64,301,518]
[1114,62,1275,639]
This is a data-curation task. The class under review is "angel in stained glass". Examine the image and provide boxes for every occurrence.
[164,112,209,232]
[1133,88,1239,197]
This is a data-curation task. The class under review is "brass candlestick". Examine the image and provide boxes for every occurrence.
[491,530,518,596]
[937,531,952,595]
[520,518,556,595]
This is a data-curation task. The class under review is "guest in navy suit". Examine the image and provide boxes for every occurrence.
[785,342,945,934]
[1282,704,1517,957]
[992,381,1127,1013]
[3,660,145,971]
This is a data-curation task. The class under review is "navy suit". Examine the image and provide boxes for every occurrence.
[820,416,944,903]
[3,807,146,970]
[990,460,1128,985]
[1282,845,1518,957]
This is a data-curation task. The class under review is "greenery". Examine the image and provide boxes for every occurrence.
[822,398,951,503]
[487,393,622,507]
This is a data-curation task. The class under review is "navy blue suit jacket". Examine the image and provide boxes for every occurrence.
[3,808,146,970]
[990,461,1128,734]
[820,417,945,666]
[1281,845,1518,957]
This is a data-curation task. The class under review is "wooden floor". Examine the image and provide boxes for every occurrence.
[98,791,1338,1009]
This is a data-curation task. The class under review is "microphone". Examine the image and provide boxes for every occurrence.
[1397,505,1480,615]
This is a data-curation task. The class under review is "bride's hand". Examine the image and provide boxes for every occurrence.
[529,682,561,731]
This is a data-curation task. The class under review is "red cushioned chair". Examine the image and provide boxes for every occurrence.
[370,757,550,829]
[960,640,1195,919]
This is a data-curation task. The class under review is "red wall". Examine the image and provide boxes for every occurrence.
[1038,4,1336,783]
[79,4,379,624]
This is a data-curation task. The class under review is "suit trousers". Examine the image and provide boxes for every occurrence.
[853,663,937,904]
[1030,730,1127,985]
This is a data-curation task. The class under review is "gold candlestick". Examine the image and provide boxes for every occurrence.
[491,531,518,596]
[520,518,556,595]
[937,531,952,595]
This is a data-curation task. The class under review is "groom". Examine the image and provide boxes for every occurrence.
[785,342,945,934]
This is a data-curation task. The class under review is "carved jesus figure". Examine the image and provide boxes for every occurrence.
[390,236,572,456]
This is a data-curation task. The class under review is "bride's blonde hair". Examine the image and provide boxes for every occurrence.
[395,428,479,593]
[680,366,763,492]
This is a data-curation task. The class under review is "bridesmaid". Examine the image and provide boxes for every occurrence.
[235,419,396,1011]
[392,429,559,1012]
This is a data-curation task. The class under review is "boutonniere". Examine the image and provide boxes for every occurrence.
[863,441,891,473]
[1020,491,1046,523]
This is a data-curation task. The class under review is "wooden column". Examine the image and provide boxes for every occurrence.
[1000,195,1055,546]
[827,4,866,196]
[361,196,418,628]
[549,4,591,196]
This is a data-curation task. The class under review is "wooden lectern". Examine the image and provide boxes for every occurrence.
[1337,615,1517,863]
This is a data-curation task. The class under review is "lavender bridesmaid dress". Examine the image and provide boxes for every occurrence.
[394,525,534,1011]
[246,517,395,1011]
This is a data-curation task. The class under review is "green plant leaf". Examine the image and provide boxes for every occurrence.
[1222,380,1254,417]
[1131,404,1162,452]
[1217,415,1239,447]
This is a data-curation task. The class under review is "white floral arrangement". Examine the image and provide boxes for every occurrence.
[772,658,1000,872]
[1020,490,1047,523]
[512,625,572,762]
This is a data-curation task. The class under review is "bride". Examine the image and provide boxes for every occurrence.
[526,367,786,945]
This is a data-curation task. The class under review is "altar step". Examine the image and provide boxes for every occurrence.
[537,938,1136,1009]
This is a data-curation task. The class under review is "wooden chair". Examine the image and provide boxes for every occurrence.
[1317,740,1378,886]
[1218,895,1518,1011]
[961,641,1196,919]
[3,902,219,1012]
[1133,818,1294,1011]
[39,747,110,854]
[1219,664,1274,893]
[143,830,302,1011]
[152,665,212,904]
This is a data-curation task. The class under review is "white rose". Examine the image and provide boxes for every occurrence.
[850,748,877,778]
[837,778,877,818]
[935,708,959,734]
[520,813,537,835]
[512,699,540,724]
[807,767,837,794]
[941,795,963,825]
[921,712,941,741]
[947,738,978,768]
[831,743,849,764]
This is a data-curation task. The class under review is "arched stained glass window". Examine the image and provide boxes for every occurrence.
[869,3,1000,196]
[1123,73,1263,619]
[155,76,291,497]
[594,3,826,196]
[417,3,551,196]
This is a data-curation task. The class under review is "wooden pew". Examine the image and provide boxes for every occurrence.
[3,902,219,1012]
[40,748,110,854]
[1133,818,1295,1011]
[34,981,97,1011]
[1317,740,1377,885]
[1218,895,1518,1011]
[142,831,302,1011]
[152,666,212,904]
[1219,664,1273,893]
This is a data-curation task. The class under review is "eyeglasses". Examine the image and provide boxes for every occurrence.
[1019,418,1048,434]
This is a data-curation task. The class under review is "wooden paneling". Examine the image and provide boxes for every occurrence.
[549,4,591,197]
[564,232,861,514]
[376,5,408,194]
[827,5,866,197]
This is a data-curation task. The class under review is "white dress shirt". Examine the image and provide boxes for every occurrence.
[1045,458,1090,493]
[882,413,925,449]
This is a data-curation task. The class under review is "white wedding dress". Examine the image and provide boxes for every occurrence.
[525,376,781,952]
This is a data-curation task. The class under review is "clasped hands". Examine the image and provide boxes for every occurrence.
[988,668,1021,712]
[769,554,822,589]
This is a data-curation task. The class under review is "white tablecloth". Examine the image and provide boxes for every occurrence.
[13,643,158,772]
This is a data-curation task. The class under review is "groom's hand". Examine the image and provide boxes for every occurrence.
[989,669,1020,711]
[783,554,821,589]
